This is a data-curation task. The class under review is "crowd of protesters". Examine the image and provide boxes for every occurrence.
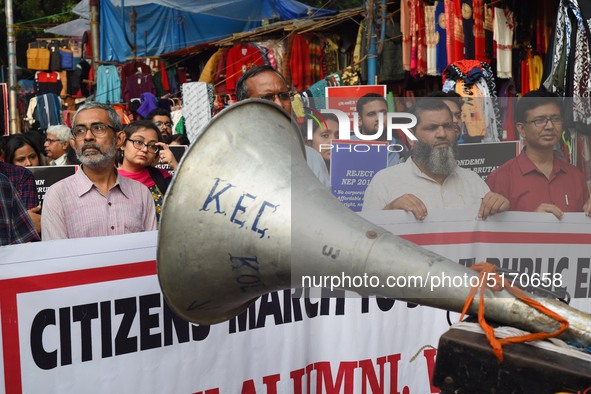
[1,66,590,246]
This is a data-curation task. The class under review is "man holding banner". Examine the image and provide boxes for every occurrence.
[486,89,591,219]
[362,98,509,220]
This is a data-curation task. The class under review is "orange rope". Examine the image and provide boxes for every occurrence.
[459,262,570,363]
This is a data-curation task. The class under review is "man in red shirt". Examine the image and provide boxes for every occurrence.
[486,90,591,219]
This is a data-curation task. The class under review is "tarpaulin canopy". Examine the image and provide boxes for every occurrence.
[97,0,337,61]
[44,18,90,37]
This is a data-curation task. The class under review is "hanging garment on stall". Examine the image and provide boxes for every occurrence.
[198,49,224,84]
[167,68,178,95]
[213,48,230,95]
[120,61,151,96]
[124,73,156,103]
[542,0,591,183]
[306,71,343,110]
[159,60,170,92]
[48,41,62,72]
[257,39,287,72]
[473,0,486,62]
[82,31,92,60]
[34,93,62,130]
[520,58,531,95]
[425,4,439,75]
[35,72,62,97]
[493,7,515,79]
[409,0,418,75]
[266,46,277,69]
[416,0,428,76]
[136,93,158,118]
[284,34,296,86]
[378,18,405,82]
[25,97,37,126]
[225,43,266,94]
[152,61,170,97]
[483,1,494,62]
[309,35,324,84]
[443,60,503,142]
[539,1,554,55]
[528,54,543,91]
[461,0,475,59]
[544,0,591,100]
[77,60,92,97]
[177,67,188,85]
[435,1,448,74]
[59,43,74,70]
[455,80,487,140]
[445,0,465,65]
[290,34,312,91]
[96,65,122,104]
[322,37,338,75]
[152,70,167,98]
[401,0,411,71]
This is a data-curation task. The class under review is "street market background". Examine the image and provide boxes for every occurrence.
[0,0,358,72]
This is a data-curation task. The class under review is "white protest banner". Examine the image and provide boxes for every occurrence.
[182,82,211,143]
[1,211,590,393]
[0,232,444,394]
[361,208,591,306]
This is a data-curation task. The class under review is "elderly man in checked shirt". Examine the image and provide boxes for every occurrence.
[41,102,156,240]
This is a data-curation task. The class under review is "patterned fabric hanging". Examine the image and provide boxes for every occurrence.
[442,60,503,142]
[493,7,515,79]
[542,0,591,190]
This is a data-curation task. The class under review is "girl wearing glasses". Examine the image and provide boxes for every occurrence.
[118,120,176,220]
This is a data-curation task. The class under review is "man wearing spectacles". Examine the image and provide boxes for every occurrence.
[236,65,294,112]
[147,108,174,143]
[486,89,591,218]
[236,65,330,187]
[363,99,510,220]
[41,102,157,240]
[44,125,71,166]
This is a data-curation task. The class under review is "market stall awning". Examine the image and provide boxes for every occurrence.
[162,7,364,58]
[44,18,90,37]
[97,0,337,61]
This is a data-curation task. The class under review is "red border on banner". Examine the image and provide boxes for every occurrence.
[399,231,591,245]
[0,260,156,394]
[2,230,591,392]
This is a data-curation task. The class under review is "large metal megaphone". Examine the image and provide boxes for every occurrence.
[157,99,591,347]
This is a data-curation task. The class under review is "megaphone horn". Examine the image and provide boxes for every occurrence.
[157,99,591,348]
